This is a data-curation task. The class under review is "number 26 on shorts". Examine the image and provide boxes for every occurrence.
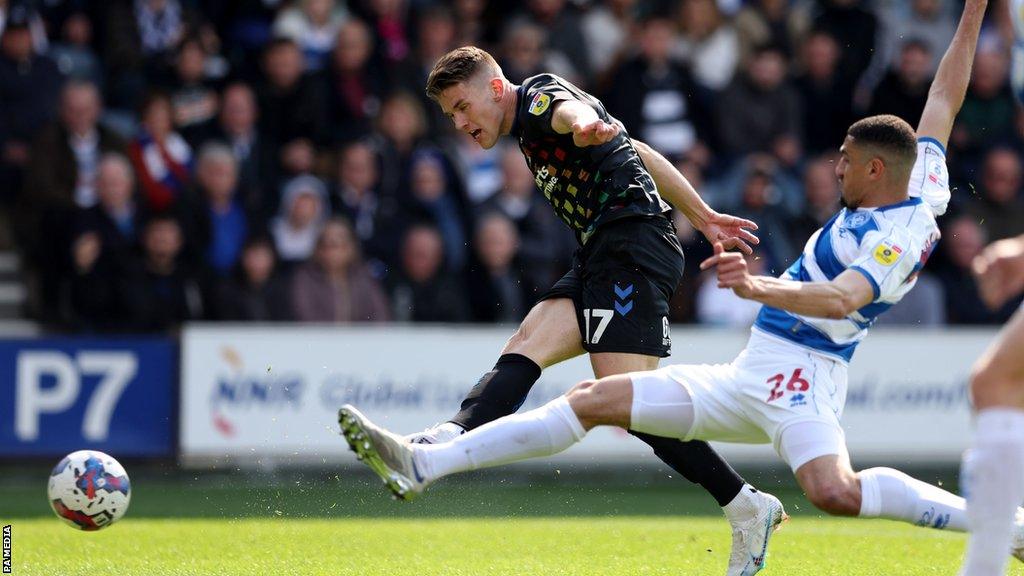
[766,368,810,402]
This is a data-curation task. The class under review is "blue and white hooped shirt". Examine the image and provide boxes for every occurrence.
[752,138,950,362]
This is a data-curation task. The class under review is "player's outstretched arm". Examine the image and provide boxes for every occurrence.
[700,243,875,319]
[917,0,988,147]
[632,138,760,254]
[974,234,1024,309]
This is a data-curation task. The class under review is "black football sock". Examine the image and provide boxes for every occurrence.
[630,431,746,506]
[450,353,543,430]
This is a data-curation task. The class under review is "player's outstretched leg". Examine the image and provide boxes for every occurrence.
[405,299,583,444]
[343,374,636,498]
[960,308,1024,575]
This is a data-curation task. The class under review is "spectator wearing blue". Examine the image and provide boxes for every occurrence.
[407,149,469,272]
[195,143,248,276]
[49,11,103,85]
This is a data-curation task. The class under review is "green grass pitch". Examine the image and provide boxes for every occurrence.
[2,472,1022,575]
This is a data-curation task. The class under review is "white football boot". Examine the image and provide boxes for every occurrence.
[339,405,430,500]
[726,491,788,576]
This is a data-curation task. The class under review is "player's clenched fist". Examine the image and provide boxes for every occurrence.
[571,120,619,147]
[700,242,755,297]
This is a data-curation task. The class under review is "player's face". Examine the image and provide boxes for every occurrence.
[437,76,504,149]
[836,137,869,209]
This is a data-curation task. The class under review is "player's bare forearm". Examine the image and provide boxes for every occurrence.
[917,0,987,146]
[739,276,860,319]
[701,245,873,319]
[631,138,711,226]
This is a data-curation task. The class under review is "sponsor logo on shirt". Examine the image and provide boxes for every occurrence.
[873,240,903,266]
[529,93,551,116]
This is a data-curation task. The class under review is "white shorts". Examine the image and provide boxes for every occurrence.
[630,329,849,471]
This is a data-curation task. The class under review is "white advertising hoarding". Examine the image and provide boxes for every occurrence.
[181,324,995,467]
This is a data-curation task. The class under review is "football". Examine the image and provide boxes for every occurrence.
[47,450,131,531]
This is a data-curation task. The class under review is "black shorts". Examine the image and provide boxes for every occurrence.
[538,214,685,357]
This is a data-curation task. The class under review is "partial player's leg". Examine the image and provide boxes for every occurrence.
[408,296,586,443]
[960,307,1024,576]
[789,427,977,530]
[340,373,636,499]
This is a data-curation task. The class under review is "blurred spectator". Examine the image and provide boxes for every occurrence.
[272,174,328,266]
[397,5,458,135]
[215,234,292,321]
[128,91,193,213]
[100,0,194,110]
[603,15,710,161]
[201,82,273,219]
[124,213,210,331]
[466,212,536,323]
[733,0,810,65]
[725,158,799,272]
[358,0,413,67]
[332,140,402,264]
[387,224,469,323]
[810,0,879,90]
[788,155,840,248]
[952,40,1016,160]
[866,40,933,126]
[875,272,946,326]
[516,0,591,83]
[497,20,576,85]
[49,10,103,85]
[24,81,126,214]
[674,0,740,92]
[325,18,387,145]
[167,36,221,147]
[60,154,142,331]
[453,130,504,204]
[290,217,391,322]
[478,145,573,289]
[581,0,640,85]
[194,144,248,275]
[0,0,49,54]
[20,80,124,317]
[715,44,803,163]
[407,150,469,271]
[964,147,1024,241]
[272,0,347,72]
[794,31,854,155]
[938,216,1021,324]
[255,38,327,150]
[696,251,766,326]
[451,0,488,48]
[876,0,955,75]
[0,5,61,199]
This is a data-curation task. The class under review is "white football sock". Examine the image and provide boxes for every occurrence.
[416,396,586,480]
[722,483,761,524]
[858,467,967,531]
[959,408,1024,576]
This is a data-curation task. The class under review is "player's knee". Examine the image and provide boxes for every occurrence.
[970,361,1022,409]
[567,379,627,429]
[805,479,860,516]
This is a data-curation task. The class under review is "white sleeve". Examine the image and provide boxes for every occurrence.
[848,227,921,302]
[908,138,951,216]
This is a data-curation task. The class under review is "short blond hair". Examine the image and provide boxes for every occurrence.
[425,46,501,100]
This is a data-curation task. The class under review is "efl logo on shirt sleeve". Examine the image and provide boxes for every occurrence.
[873,240,903,266]
[529,93,552,116]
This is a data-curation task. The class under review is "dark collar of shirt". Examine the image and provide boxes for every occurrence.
[509,84,526,139]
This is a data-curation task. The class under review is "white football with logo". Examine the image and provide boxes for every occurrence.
[47,450,131,530]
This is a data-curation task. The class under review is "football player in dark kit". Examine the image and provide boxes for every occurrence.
[374,46,781,575]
